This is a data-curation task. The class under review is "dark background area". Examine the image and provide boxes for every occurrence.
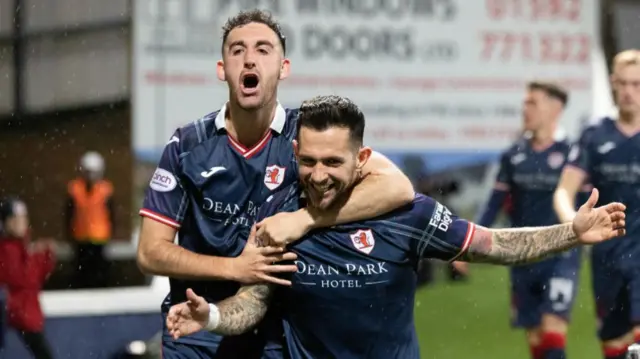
[0,102,133,241]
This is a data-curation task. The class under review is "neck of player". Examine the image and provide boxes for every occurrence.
[530,125,556,150]
[227,100,276,147]
[618,111,640,134]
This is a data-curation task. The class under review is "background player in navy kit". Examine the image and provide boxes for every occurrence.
[477,81,588,359]
[554,49,640,359]
[135,10,414,359]
[165,95,627,359]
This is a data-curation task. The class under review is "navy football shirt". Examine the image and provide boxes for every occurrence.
[257,184,475,359]
[477,131,587,268]
[479,130,586,228]
[568,117,640,260]
[140,103,298,349]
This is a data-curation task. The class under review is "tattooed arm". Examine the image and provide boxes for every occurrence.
[460,223,579,265]
[212,283,275,336]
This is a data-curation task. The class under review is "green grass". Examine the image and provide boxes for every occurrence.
[414,260,601,358]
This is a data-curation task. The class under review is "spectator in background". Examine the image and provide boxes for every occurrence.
[66,151,115,289]
[0,197,56,359]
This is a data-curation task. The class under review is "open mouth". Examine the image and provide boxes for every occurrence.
[242,73,259,89]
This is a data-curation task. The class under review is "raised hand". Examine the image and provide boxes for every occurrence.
[166,289,209,339]
[573,188,626,244]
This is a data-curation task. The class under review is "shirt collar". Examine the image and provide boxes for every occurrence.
[214,102,286,133]
[522,127,567,141]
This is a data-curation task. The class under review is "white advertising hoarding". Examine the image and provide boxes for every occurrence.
[133,0,598,161]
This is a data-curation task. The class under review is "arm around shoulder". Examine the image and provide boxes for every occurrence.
[312,151,414,228]
[362,151,414,203]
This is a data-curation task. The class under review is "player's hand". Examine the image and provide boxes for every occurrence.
[256,210,313,247]
[166,289,209,339]
[572,188,626,244]
[232,225,298,286]
[452,261,469,275]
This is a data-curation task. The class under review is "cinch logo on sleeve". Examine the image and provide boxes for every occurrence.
[150,168,177,192]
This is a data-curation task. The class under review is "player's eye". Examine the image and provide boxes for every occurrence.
[324,159,343,167]
[257,47,269,55]
[299,158,315,167]
[230,48,243,56]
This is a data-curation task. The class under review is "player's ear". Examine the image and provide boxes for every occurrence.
[356,146,372,171]
[292,139,299,158]
[279,58,290,81]
[216,60,226,82]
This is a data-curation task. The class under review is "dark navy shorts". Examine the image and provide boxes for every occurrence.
[510,251,581,329]
[162,338,284,359]
[591,252,640,341]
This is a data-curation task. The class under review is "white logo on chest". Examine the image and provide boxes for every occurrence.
[201,166,226,178]
[511,153,526,165]
[598,142,616,154]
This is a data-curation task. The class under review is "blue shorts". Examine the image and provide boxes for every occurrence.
[591,252,640,341]
[162,339,284,359]
[161,310,284,359]
[510,252,581,329]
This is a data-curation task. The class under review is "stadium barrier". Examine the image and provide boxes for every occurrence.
[0,269,167,359]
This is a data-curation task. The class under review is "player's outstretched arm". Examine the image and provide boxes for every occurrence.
[166,285,274,339]
[461,189,625,265]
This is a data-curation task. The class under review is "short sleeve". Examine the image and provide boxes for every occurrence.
[139,131,188,229]
[566,128,593,175]
[414,198,475,262]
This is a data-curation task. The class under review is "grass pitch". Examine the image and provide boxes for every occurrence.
[414,260,600,358]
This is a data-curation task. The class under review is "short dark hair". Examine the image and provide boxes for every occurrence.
[221,9,287,55]
[297,95,365,147]
[527,81,569,107]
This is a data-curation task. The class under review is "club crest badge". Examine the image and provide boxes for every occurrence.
[264,165,286,190]
[349,229,375,254]
[547,152,565,169]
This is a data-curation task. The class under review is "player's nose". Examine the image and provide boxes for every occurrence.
[310,168,329,184]
[243,53,256,69]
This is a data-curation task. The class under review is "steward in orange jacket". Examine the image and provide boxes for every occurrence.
[65,152,114,289]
